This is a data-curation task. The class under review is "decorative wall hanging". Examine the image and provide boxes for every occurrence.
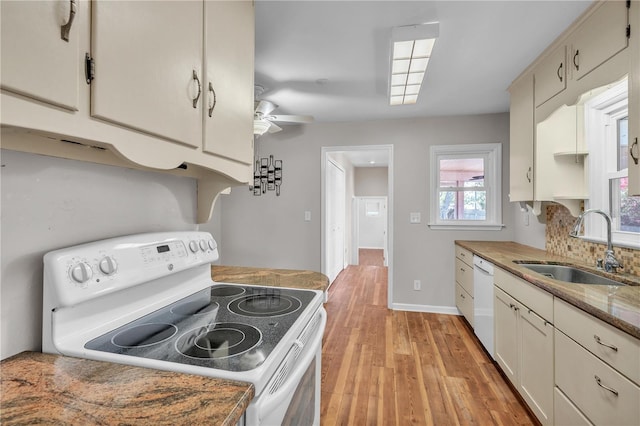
[252,155,282,196]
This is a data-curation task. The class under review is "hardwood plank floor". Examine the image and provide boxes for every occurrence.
[358,249,385,267]
[321,264,536,426]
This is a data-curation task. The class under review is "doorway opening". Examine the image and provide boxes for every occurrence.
[321,145,393,307]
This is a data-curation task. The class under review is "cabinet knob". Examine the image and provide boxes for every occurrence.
[60,0,77,42]
[208,82,217,118]
[192,70,201,109]
[630,137,639,165]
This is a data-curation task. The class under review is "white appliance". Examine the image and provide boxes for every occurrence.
[473,255,495,359]
[42,231,326,426]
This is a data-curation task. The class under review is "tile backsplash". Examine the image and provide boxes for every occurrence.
[545,204,639,277]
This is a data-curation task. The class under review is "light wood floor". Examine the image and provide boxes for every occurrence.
[358,249,385,267]
[320,264,536,425]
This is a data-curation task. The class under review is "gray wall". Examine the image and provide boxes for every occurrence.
[1,149,198,359]
[217,113,524,310]
[354,167,388,196]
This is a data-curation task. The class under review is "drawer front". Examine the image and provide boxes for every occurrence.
[455,258,474,296]
[554,387,594,426]
[455,283,474,328]
[455,246,473,267]
[494,267,553,322]
[555,330,640,426]
[555,298,639,385]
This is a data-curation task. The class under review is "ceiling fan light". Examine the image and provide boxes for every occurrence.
[253,119,271,136]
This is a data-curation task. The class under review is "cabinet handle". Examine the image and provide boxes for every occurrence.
[207,82,217,118]
[557,62,563,82]
[573,49,580,71]
[594,375,619,397]
[460,268,465,272]
[60,0,77,42]
[594,335,618,352]
[460,293,465,299]
[631,138,639,165]
[192,70,201,109]
[526,166,532,183]
[509,303,519,311]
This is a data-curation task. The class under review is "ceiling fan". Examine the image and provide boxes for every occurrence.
[253,87,314,136]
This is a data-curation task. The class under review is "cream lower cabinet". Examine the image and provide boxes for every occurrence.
[494,268,554,425]
[554,298,640,426]
[454,246,474,327]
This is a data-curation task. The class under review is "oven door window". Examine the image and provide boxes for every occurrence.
[282,357,316,426]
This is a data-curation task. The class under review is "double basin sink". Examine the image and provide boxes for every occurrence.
[514,262,626,287]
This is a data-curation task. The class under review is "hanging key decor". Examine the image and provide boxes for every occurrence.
[251,155,282,196]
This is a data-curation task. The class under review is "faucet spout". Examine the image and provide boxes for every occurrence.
[569,209,622,273]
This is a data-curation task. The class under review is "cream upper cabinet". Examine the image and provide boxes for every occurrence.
[1,0,81,111]
[508,73,534,202]
[91,0,203,148]
[534,46,567,108]
[203,0,254,165]
[629,0,640,196]
[568,0,629,82]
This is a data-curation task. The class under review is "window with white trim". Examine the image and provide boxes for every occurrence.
[429,143,503,230]
[584,78,639,248]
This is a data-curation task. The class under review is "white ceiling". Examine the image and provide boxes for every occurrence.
[254,0,593,124]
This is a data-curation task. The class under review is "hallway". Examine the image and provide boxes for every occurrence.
[320,263,535,425]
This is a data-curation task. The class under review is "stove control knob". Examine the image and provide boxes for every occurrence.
[208,240,216,250]
[199,239,207,251]
[99,256,117,275]
[70,262,93,284]
[189,240,199,253]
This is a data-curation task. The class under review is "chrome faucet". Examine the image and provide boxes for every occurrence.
[569,209,622,273]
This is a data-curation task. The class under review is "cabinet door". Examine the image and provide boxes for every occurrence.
[629,0,640,196]
[508,74,534,202]
[570,0,629,81]
[203,0,254,165]
[91,0,203,148]
[519,307,554,425]
[494,287,519,385]
[534,45,567,107]
[1,0,80,110]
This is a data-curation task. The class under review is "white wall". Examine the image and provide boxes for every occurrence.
[354,167,388,196]
[1,149,198,359]
[219,113,518,310]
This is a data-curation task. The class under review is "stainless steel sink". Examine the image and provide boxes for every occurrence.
[515,263,625,286]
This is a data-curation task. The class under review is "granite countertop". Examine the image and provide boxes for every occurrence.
[212,265,329,292]
[456,241,640,339]
[0,352,254,425]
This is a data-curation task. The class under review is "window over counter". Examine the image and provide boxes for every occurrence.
[429,143,503,230]
[585,79,639,248]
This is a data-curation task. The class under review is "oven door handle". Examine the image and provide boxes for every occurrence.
[255,308,327,417]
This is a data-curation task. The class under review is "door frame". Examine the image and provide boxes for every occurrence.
[325,157,347,284]
[321,145,394,307]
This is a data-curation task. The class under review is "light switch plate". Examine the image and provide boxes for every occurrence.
[410,212,421,224]
[304,211,311,222]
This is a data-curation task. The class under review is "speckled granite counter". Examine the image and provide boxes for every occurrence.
[212,265,329,292]
[0,352,254,425]
[456,241,640,339]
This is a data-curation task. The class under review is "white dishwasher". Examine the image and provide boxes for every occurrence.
[473,255,495,359]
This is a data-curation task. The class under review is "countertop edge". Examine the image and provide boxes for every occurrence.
[455,240,640,339]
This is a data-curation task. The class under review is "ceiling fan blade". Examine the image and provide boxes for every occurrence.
[267,122,283,133]
[268,114,314,124]
[255,100,277,116]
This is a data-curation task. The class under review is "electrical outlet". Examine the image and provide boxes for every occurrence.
[413,280,421,291]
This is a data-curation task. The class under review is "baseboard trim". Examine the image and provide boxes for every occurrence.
[391,303,460,315]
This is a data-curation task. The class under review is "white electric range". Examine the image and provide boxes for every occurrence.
[42,231,326,426]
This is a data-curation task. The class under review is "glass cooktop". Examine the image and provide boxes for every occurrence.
[84,284,318,372]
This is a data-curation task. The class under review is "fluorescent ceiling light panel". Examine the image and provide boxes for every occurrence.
[389,22,439,106]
